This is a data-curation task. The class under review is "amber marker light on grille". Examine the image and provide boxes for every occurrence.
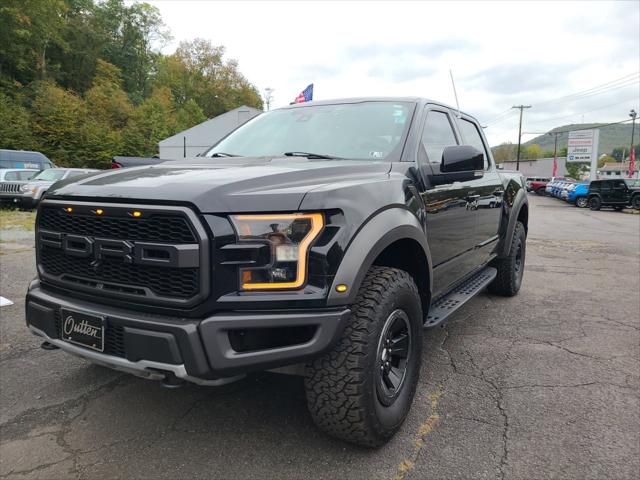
[64,207,73,213]
[131,210,142,218]
[95,208,104,215]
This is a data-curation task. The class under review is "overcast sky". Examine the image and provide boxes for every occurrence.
[146,0,640,146]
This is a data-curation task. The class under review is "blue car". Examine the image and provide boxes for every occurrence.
[567,183,589,207]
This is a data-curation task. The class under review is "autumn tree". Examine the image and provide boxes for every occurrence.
[122,87,176,156]
[0,93,36,149]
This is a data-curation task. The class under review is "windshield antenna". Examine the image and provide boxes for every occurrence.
[449,69,461,118]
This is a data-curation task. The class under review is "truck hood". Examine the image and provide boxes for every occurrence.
[47,157,392,213]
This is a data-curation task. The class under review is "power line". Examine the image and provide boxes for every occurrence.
[527,97,639,126]
[534,72,639,108]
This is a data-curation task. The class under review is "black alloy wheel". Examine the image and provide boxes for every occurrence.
[376,309,411,407]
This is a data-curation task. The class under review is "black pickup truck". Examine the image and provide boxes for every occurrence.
[26,98,528,447]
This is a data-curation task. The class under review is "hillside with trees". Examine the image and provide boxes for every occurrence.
[0,0,263,168]
[491,123,638,164]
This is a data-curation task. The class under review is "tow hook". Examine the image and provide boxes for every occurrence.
[161,373,185,389]
[41,341,59,350]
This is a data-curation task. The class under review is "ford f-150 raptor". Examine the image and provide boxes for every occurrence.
[26,97,528,447]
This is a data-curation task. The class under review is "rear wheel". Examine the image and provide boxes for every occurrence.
[489,221,526,297]
[632,195,640,210]
[305,266,423,447]
[575,196,588,208]
[589,196,602,211]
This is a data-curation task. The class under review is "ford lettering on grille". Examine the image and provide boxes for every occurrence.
[38,231,199,268]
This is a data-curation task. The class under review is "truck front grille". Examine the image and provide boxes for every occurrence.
[37,202,208,306]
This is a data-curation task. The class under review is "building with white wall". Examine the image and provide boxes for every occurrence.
[158,106,262,160]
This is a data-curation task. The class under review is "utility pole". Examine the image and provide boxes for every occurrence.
[630,109,637,155]
[512,105,531,170]
[264,87,274,111]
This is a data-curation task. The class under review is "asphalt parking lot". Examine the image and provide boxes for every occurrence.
[1,194,638,480]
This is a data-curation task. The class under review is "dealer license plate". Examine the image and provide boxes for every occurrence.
[60,308,105,352]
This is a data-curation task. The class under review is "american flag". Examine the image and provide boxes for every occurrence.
[294,84,314,103]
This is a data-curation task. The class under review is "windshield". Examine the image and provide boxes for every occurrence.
[205,101,414,161]
[33,170,66,181]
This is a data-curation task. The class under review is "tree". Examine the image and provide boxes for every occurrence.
[155,38,263,118]
[84,60,132,129]
[122,87,176,156]
[0,93,36,149]
[523,144,541,160]
[0,0,69,90]
[566,162,587,180]
[175,99,206,132]
[598,155,616,168]
[491,142,516,164]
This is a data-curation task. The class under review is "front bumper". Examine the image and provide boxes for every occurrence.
[26,280,350,385]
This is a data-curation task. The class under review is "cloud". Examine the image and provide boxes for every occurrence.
[344,39,473,61]
[466,63,578,95]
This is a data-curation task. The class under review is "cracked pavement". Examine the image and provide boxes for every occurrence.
[1,194,638,479]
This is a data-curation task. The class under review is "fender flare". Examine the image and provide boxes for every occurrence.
[326,208,432,307]
[498,188,528,257]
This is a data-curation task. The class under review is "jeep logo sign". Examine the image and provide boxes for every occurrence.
[38,230,199,268]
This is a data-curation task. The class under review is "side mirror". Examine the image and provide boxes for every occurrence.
[441,145,484,173]
[427,145,484,185]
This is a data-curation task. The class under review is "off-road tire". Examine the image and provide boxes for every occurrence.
[589,196,602,210]
[489,221,526,297]
[575,196,588,208]
[304,266,423,448]
[632,195,640,210]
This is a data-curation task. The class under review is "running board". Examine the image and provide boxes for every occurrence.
[424,267,497,329]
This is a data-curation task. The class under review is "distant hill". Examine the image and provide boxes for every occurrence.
[523,123,635,156]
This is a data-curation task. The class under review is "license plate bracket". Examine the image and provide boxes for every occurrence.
[60,308,105,352]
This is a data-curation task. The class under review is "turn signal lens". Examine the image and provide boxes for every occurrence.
[132,210,142,218]
[230,213,324,290]
[64,207,73,213]
[336,284,348,293]
[95,209,104,215]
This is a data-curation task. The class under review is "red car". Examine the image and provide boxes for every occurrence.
[526,177,550,195]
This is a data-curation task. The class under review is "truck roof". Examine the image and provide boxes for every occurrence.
[281,96,478,123]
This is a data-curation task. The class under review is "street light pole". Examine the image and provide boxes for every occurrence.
[513,105,532,171]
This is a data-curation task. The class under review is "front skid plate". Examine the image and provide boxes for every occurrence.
[424,267,497,329]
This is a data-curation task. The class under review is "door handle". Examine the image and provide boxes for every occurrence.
[493,189,504,196]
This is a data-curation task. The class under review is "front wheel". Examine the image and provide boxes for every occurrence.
[305,266,423,447]
[575,196,588,208]
[589,196,602,211]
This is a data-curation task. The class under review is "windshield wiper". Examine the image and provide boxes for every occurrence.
[283,151,344,160]
[209,152,240,158]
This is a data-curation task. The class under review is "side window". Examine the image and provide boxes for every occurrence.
[458,118,490,169]
[613,180,626,189]
[601,181,611,191]
[421,111,458,164]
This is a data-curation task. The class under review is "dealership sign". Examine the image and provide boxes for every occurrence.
[567,129,599,163]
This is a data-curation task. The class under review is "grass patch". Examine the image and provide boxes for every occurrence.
[0,208,36,231]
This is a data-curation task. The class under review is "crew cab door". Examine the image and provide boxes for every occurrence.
[416,109,478,298]
[454,116,503,263]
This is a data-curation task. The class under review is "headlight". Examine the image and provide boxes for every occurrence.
[20,184,30,192]
[230,213,324,290]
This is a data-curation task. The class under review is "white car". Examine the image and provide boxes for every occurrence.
[0,169,40,204]
[20,168,100,208]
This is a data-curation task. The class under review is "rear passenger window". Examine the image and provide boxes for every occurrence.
[421,111,458,164]
[601,182,611,191]
[458,119,490,169]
